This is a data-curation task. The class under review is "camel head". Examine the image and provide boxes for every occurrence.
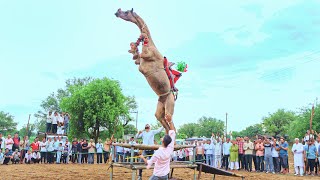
[115,8,138,24]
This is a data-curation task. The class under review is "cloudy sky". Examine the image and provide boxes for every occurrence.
[1,1,320,132]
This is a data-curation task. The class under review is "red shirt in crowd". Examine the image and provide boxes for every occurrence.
[31,142,39,151]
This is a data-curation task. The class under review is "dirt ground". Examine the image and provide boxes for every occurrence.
[1,155,319,180]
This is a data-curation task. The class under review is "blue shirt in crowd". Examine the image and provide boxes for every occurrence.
[304,144,317,159]
[279,142,288,156]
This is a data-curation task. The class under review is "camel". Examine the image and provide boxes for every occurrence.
[115,8,175,133]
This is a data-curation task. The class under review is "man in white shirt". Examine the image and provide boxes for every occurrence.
[52,112,59,134]
[215,138,222,168]
[140,114,175,180]
[136,124,164,180]
[223,138,232,170]
[204,139,214,167]
[46,111,53,134]
[5,134,14,152]
[292,138,304,176]
[39,138,47,163]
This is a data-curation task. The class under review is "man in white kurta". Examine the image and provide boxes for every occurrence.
[292,138,304,176]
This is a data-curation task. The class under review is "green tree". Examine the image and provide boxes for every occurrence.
[60,77,131,143]
[178,123,198,138]
[286,104,320,140]
[0,111,17,134]
[236,123,265,139]
[124,124,137,135]
[195,116,225,138]
[262,109,297,137]
[18,124,36,137]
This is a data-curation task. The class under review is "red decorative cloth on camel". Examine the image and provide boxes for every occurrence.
[163,56,183,92]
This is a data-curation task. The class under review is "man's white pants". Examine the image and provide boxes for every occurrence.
[294,166,304,176]
[215,155,221,168]
[230,162,239,170]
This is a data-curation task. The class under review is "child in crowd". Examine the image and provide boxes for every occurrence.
[56,143,63,164]
[62,143,69,164]
[32,151,41,163]
[12,149,20,164]
[57,122,64,135]
[24,150,32,164]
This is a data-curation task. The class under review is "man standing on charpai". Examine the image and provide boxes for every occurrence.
[136,123,164,180]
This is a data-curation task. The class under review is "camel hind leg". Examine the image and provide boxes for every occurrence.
[155,100,170,134]
[164,93,175,130]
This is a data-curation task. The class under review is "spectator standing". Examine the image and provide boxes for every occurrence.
[71,138,78,163]
[96,139,103,164]
[204,139,214,167]
[222,138,232,170]
[39,138,47,163]
[46,138,54,164]
[255,138,265,172]
[292,138,304,176]
[264,138,274,173]
[64,112,71,135]
[64,139,71,164]
[230,140,239,170]
[215,139,222,168]
[5,134,14,152]
[0,149,4,164]
[272,138,280,173]
[139,114,175,180]
[88,139,96,164]
[304,139,317,176]
[279,137,289,174]
[196,142,204,162]
[135,124,164,180]
[20,136,30,164]
[237,137,245,170]
[56,143,63,164]
[0,133,5,151]
[12,133,20,151]
[103,136,113,164]
[243,137,254,172]
[81,139,89,164]
[52,112,59,134]
[30,138,40,152]
[46,111,53,134]
[77,139,83,164]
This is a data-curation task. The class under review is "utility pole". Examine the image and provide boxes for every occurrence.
[225,112,228,138]
[136,111,138,130]
[26,114,31,137]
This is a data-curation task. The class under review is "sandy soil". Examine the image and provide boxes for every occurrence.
[1,162,319,180]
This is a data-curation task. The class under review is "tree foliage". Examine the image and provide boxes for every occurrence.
[60,77,132,143]
[0,111,17,134]
[262,109,296,137]
[232,124,265,139]
[196,116,225,138]
[178,123,198,138]
[286,104,320,140]
[18,124,36,137]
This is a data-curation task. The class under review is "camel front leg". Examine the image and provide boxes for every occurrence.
[155,100,170,134]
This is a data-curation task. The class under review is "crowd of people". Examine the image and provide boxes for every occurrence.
[46,111,70,135]
[0,132,116,165]
[2,113,320,179]
[168,130,320,177]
